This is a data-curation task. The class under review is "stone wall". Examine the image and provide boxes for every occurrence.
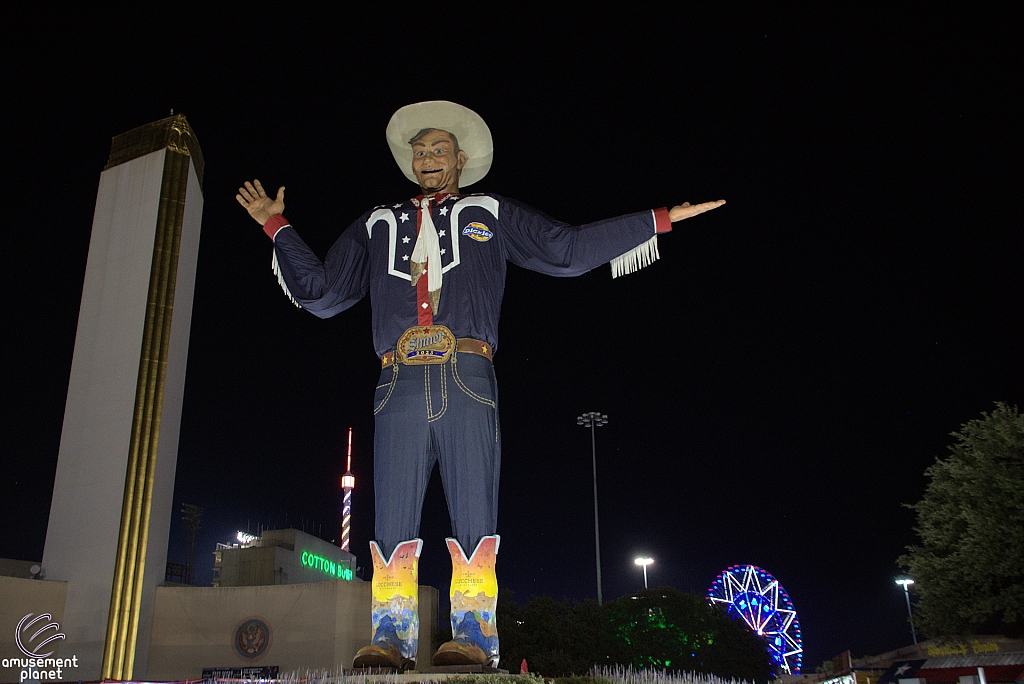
[145,580,437,680]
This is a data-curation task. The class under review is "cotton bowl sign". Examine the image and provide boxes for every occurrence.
[4,613,78,682]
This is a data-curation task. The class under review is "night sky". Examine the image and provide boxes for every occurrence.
[5,8,1021,671]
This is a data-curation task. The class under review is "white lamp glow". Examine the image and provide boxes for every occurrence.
[634,557,654,589]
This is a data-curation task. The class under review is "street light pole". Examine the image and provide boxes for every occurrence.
[578,412,608,605]
[635,557,653,589]
[895,578,917,644]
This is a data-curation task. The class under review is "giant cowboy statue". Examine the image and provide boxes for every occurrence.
[237,101,725,670]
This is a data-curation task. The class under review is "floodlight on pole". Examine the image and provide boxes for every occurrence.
[635,557,654,589]
[577,411,608,605]
[895,577,917,644]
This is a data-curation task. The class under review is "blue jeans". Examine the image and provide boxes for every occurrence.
[372,352,501,558]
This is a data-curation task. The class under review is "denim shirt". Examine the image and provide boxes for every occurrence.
[266,193,670,357]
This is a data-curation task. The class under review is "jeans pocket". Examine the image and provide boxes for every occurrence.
[451,354,496,407]
[373,366,398,414]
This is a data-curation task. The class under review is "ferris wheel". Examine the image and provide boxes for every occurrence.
[707,564,803,675]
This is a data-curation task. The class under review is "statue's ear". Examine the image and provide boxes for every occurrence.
[456,150,468,169]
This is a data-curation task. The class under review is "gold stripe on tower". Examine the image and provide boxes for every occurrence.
[100,115,203,680]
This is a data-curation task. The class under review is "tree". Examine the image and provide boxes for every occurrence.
[899,402,1024,638]
[497,593,614,676]
[497,589,773,681]
[605,587,774,682]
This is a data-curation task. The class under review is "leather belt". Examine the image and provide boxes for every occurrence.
[382,337,492,368]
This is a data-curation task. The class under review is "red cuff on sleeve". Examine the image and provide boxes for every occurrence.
[262,214,290,240]
[653,207,672,234]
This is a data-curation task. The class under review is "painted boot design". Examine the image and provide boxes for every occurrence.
[352,538,422,670]
[433,535,500,667]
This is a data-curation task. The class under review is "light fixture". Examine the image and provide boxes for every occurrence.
[634,557,654,588]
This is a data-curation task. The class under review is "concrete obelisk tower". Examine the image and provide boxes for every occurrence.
[41,115,204,680]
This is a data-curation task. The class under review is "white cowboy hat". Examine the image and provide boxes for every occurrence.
[386,101,493,187]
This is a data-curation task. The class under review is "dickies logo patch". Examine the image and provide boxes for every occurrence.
[462,222,493,242]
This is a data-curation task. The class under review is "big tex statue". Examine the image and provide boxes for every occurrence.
[237,101,724,669]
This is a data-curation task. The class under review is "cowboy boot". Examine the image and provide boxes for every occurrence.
[353,539,422,670]
[433,535,500,667]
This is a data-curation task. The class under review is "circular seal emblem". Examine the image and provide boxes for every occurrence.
[234,618,271,660]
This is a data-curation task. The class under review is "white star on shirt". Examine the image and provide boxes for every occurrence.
[402,254,409,261]
[439,206,448,216]
[393,203,402,208]
[440,248,446,255]
[400,212,409,222]
[438,230,446,237]
[402,235,410,244]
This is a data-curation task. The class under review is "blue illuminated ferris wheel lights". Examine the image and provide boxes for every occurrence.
[707,564,803,676]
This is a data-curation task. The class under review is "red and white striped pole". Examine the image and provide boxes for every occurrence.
[340,427,356,552]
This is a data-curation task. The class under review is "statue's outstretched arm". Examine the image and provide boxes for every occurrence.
[238,179,370,317]
[501,195,725,279]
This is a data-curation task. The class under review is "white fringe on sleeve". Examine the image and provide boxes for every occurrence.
[610,235,660,278]
[272,248,302,308]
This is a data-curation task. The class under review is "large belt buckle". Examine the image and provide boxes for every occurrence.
[396,325,456,365]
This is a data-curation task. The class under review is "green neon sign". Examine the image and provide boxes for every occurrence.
[300,550,353,580]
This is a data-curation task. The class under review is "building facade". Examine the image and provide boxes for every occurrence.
[213,529,357,587]
[1,529,438,681]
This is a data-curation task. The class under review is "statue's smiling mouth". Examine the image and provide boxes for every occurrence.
[421,168,442,174]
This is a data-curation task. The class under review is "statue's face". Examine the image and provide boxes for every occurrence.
[411,129,467,194]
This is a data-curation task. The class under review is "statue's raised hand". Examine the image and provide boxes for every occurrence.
[669,200,726,222]
[236,180,285,226]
